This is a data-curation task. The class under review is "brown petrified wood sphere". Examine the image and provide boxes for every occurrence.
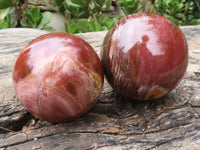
[13,33,104,122]
[101,13,188,100]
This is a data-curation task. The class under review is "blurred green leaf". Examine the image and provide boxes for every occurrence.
[65,0,81,7]
[65,14,117,34]
[67,4,81,18]
[176,13,185,18]
[24,8,35,25]
[154,0,200,25]
[0,0,12,9]
[97,13,119,29]
[0,14,17,29]
[41,25,55,32]
[66,21,79,33]
[77,19,91,32]
[0,8,12,20]
[177,3,184,10]
[21,7,52,30]
[118,0,142,15]
[101,0,112,11]
[77,8,90,18]
[162,13,171,18]
[53,0,66,12]
[40,11,52,26]
[191,19,200,25]
[43,1,58,11]
[95,0,105,6]
[54,0,65,6]
[20,19,32,28]
[70,0,91,8]
[0,22,8,29]
[31,8,42,26]
[90,19,102,31]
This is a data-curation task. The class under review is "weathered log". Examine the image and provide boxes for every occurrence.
[0,26,200,149]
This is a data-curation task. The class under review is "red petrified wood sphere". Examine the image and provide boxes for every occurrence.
[101,13,188,100]
[13,33,104,122]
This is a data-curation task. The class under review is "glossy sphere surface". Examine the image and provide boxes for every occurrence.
[13,33,104,122]
[101,13,188,100]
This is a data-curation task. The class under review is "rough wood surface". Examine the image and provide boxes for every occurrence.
[0,26,200,150]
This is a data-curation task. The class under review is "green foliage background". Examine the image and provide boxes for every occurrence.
[0,0,200,32]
